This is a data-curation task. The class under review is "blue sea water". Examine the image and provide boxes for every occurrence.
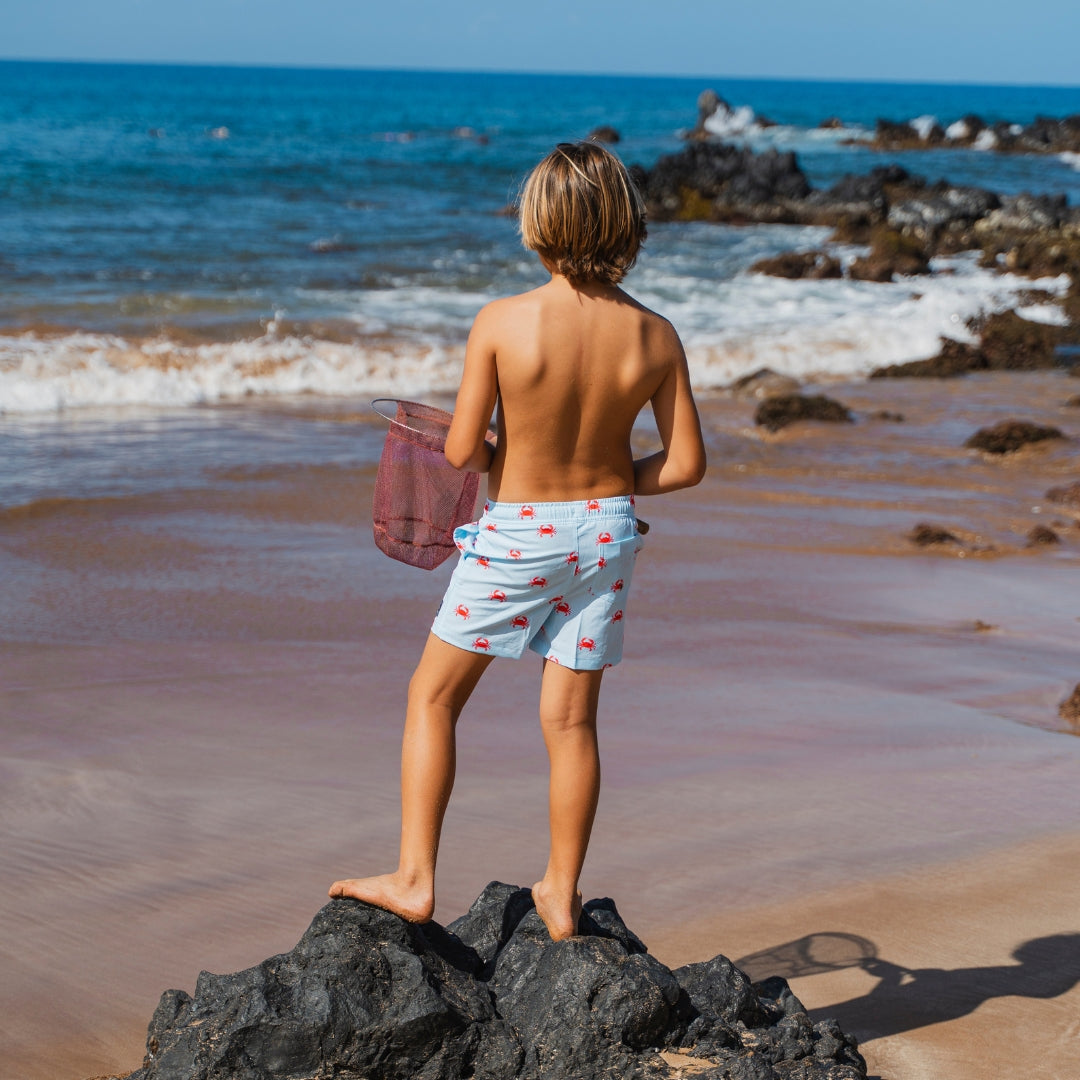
[0,60,1078,418]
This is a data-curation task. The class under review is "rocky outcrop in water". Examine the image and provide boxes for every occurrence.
[964,420,1066,454]
[632,122,1080,346]
[124,883,867,1080]
[862,113,1080,156]
[755,394,854,433]
[1061,684,1080,724]
[870,310,1063,378]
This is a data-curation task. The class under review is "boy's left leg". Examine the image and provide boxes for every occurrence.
[532,659,605,941]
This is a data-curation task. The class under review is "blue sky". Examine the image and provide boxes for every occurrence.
[5,0,1080,86]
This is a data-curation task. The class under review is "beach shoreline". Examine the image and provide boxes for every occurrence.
[2,374,1079,1079]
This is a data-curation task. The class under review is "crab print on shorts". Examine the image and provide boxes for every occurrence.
[430,495,643,670]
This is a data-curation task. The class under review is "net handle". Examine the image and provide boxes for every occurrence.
[372,398,497,436]
[371,398,452,437]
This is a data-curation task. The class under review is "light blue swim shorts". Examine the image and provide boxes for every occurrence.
[431,496,644,670]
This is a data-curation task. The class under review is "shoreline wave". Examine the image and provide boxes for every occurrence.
[0,254,1066,414]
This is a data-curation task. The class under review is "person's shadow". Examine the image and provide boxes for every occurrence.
[735,931,1080,1041]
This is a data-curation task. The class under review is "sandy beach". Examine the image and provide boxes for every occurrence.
[2,371,1078,1080]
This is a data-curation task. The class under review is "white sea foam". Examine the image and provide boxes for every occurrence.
[909,115,939,141]
[632,250,1069,388]
[945,119,970,141]
[973,128,999,151]
[0,248,1069,414]
[703,102,763,139]
[1015,303,1070,326]
[1061,151,1080,171]
[0,332,465,415]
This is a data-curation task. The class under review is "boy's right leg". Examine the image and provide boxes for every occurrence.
[329,634,493,922]
[532,658,605,941]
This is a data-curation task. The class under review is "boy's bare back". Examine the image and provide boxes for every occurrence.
[445,274,704,502]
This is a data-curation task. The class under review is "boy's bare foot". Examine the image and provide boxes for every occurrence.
[531,879,583,942]
[328,873,434,924]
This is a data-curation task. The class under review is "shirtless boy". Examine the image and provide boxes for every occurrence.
[331,141,706,941]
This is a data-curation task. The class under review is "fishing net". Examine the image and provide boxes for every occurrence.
[372,399,480,571]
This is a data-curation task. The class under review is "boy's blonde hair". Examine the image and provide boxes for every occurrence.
[519,142,647,285]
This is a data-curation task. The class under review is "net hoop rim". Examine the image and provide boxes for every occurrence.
[371,398,454,437]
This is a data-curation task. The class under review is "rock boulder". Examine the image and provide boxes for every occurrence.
[126,884,867,1080]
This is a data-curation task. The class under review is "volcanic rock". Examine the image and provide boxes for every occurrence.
[126,883,867,1080]
[848,226,931,282]
[638,142,811,222]
[587,126,620,144]
[1060,684,1080,724]
[1027,525,1060,546]
[965,421,1066,454]
[749,250,843,280]
[975,310,1060,370]
[1046,481,1080,507]
[754,394,853,432]
[1067,395,1080,408]
[910,523,962,547]
[887,185,1000,240]
[870,338,982,378]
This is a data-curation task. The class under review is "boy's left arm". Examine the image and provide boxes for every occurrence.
[444,305,499,472]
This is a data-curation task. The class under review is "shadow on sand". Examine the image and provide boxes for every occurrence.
[736,931,1080,1041]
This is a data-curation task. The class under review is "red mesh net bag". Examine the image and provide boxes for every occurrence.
[372,399,480,570]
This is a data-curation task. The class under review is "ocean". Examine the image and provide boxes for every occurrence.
[1,62,1079,506]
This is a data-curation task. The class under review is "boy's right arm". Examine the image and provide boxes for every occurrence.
[632,329,707,496]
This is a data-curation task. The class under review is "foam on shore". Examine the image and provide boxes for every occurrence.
[0,248,1068,413]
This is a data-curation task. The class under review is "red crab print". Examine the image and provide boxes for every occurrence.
[529,576,547,588]
[611,579,624,592]
[553,600,572,616]
[585,499,601,512]
[629,494,635,506]
[510,614,529,629]
[454,604,470,619]
[596,531,613,545]
[475,556,490,569]
[508,548,522,560]
[484,501,491,513]
[518,504,535,519]
[578,637,597,652]
[455,540,466,551]
[473,637,491,651]
[565,552,579,565]
[548,657,560,665]
[597,556,607,569]
[602,662,613,670]
[489,589,507,602]
[611,609,624,623]
[485,522,498,532]
[537,523,557,538]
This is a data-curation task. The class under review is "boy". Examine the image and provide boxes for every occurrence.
[331,142,706,941]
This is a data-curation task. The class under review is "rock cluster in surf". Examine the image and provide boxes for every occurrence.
[121,883,866,1080]
[631,104,1080,380]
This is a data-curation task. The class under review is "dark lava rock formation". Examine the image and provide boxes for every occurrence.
[863,113,1080,156]
[965,421,1066,454]
[125,883,866,1080]
[870,310,1062,378]
[909,523,962,548]
[755,394,854,433]
[1046,481,1080,508]
[1027,524,1061,546]
[1061,684,1080,724]
[749,250,842,280]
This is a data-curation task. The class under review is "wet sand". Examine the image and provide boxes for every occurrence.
[1,371,1078,1079]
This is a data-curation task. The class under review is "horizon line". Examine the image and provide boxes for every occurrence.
[1,55,1079,93]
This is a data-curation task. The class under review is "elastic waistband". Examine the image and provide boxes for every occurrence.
[483,496,635,523]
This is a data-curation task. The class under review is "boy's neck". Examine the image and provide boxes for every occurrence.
[545,271,622,299]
